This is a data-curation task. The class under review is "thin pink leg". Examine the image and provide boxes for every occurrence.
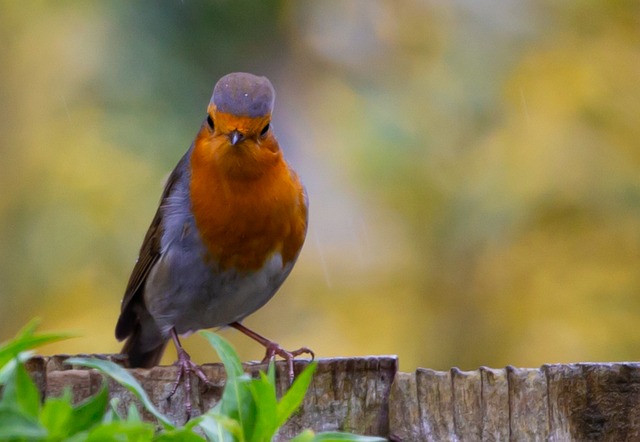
[230,322,314,384]
[166,328,213,419]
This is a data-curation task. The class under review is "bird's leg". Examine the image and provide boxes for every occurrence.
[166,328,213,419]
[230,322,314,384]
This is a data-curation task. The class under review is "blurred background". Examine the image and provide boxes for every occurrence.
[1,0,639,372]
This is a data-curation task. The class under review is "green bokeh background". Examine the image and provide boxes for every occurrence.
[1,1,639,371]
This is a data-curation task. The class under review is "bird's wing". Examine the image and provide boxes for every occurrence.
[115,149,191,340]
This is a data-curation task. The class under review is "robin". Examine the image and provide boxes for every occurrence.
[115,72,312,413]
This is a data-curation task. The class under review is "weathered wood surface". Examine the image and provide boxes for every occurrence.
[389,363,640,441]
[26,355,396,441]
[27,356,640,441]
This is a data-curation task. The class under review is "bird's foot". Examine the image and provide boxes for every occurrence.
[261,342,315,384]
[230,322,314,384]
[166,345,213,420]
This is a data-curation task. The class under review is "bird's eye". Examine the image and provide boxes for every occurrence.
[206,115,214,130]
[260,123,270,137]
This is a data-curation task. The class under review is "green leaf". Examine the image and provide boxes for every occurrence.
[0,352,33,385]
[0,359,41,419]
[198,412,240,442]
[199,331,244,378]
[155,426,208,441]
[200,331,256,440]
[16,361,41,417]
[311,432,388,441]
[84,420,155,441]
[276,361,317,428]
[0,318,75,368]
[40,394,74,438]
[66,357,175,430]
[106,397,123,422]
[248,368,278,442]
[126,402,142,422]
[0,362,18,405]
[68,383,109,435]
[65,432,92,442]
[181,414,206,432]
[196,416,225,442]
[289,429,315,442]
[0,404,46,439]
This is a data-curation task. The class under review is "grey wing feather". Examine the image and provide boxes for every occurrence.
[115,150,191,340]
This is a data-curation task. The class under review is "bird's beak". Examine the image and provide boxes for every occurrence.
[228,130,245,146]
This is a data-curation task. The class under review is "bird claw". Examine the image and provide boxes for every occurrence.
[165,347,213,420]
[261,343,315,384]
[229,322,314,385]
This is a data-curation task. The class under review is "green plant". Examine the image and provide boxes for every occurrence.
[0,321,386,441]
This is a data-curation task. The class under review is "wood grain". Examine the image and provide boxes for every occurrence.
[27,356,640,441]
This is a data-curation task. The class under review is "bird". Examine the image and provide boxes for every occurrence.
[114,72,311,415]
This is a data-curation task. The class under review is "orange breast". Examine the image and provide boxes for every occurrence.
[189,136,307,272]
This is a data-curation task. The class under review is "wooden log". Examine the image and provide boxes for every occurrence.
[507,366,548,439]
[388,371,420,440]
[27,355,397,440]
[417,368,455,440]
[479,367,509,441]
[389,363,640,441]
[26,356,640,440]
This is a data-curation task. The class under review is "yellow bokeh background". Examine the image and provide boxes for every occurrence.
[1,1,639,372]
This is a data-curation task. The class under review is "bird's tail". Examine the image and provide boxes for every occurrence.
[120,323,168,369]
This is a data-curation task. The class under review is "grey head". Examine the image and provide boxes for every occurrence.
[211,72,275,118]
